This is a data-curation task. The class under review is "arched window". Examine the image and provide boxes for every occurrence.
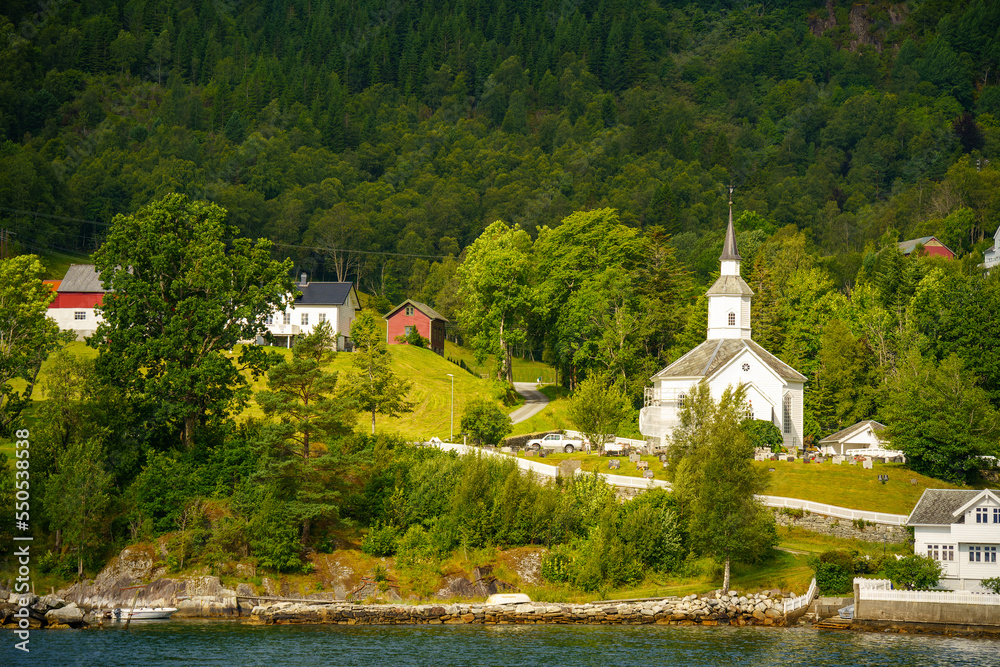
[728,311,736,326]
[782,393,792,434]
[677,391,686,409]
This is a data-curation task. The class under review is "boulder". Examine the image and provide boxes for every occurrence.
[46,603,85,626]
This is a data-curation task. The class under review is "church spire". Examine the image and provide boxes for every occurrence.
[719,187,740,261]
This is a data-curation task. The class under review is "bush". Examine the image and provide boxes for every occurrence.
[814,561,853,595]
[742,419,784,452]
[541,550,572,583]
[780,507,805,519]
[981,577,1000,594]
[882,554,942,590]
[460,397,513,446]
[361,521,398,556]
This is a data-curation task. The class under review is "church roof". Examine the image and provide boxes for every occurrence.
[706,275,754,296]
[652,338,806,382]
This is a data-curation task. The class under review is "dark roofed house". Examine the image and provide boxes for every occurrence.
[385,299,448,355]
[907,488,1000,591]
[262,274,360,350]
[898,236,954,259]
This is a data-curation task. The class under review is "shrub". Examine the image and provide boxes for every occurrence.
[742,419,784,452]
[882,554,942,590]
[780,507,805,519]
[981,577,1000,594]
[361,521,398,557]
[541,551,572,583]
[814,561,853,595]
[460,397,513,446]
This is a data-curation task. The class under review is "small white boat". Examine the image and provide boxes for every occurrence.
[114,606,178,620]
[485,593,531,605]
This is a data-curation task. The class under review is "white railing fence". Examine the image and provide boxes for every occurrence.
[758,495,909,526]
[783,578,818,614]
[859,588,1000,606]
[854,577,892,590]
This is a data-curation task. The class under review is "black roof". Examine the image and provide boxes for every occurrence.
[295,282,354,306]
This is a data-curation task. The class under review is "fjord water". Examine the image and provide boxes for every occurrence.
[5,621,998,666]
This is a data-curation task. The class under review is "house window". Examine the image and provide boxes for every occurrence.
[995,508,1000,523]
[728,311,736,326]
[404,325,414,336]
[301,313,309,326]
[405,305,414,316]
[927,545,939,561]
[782,394,792,434]
[677,392,686,409]
[283,312,291,325]
[318,313,326,324]
[74,311,87,320]
[988,546,998,563]
[977,507,989,523]
[943,545,955,561]
[266,314,274,326]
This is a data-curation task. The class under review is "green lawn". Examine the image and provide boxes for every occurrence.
[444,341,557,384]
[753,458,963,515]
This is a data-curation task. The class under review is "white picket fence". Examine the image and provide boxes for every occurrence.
[757,495,909,526]
[783,578,817,614]
[859,588,1000,606]
[854,577,893,590]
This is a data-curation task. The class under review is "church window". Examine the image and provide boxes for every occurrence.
[677,392,686,409]
[782,394,792,434]
[728,311,736,326]
[742,363,750,372]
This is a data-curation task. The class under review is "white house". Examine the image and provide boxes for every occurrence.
[817,420,889,457]
[984,225,1000,270]
[639,203,807,450]
[46,264,106,340]
[262,275,360,350]
[908,488,1000,592]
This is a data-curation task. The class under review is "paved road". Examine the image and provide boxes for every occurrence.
[509,382,549,424]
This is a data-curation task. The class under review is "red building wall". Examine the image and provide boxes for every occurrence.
[48,293,104,309]
[386,310,445,354]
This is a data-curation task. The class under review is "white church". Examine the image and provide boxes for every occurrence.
[639,204,806,451]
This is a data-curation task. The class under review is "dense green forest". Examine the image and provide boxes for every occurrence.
[2,0,999,301]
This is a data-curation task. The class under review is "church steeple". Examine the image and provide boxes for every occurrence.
[706,188,753,340]
[719,188,741,277]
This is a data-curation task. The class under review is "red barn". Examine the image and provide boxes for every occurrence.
[384,299,448,355]
[47,264,107,339]
[898,236,954,259]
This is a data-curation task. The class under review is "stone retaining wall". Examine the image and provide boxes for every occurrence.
[772,509,909,543]
[249,591,793,627]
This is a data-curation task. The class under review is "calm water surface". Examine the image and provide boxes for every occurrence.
[4,620,999,666]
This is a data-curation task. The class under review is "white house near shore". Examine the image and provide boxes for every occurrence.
[639,202,806,450]
[260,274,360,350]
[983,225,1000,270]
[908,489,1000,592]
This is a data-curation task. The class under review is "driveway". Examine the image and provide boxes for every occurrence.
[509,383,549,424]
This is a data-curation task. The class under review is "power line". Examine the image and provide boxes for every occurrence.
[0,206,454,261]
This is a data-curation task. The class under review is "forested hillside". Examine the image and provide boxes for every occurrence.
[2,0,999,304]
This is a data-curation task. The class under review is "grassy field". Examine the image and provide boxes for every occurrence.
[444,340,557,384]
[514,449,965,514]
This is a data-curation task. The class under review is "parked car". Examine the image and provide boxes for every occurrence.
[525,432,586,453]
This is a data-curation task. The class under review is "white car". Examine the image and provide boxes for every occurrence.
[525,433,586,453]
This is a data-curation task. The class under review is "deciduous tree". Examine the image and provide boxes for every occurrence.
[93,193,294,448]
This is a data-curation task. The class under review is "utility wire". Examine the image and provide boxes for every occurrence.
[1,206,454,261]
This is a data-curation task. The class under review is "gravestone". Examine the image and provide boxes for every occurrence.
[629,452,641,463]
[642,470,654,479]
[862,458,873,469]
[526,450,536,457]
[637,461,649,470]
[848,458,856,465]
[500,446,513,453]
[832,456,844,465]
[558,460,582,479]
[659,454,668,463]
[786,456,794,462]
[608,460,621,470]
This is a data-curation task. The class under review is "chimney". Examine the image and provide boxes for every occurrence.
[300,272,307,285]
